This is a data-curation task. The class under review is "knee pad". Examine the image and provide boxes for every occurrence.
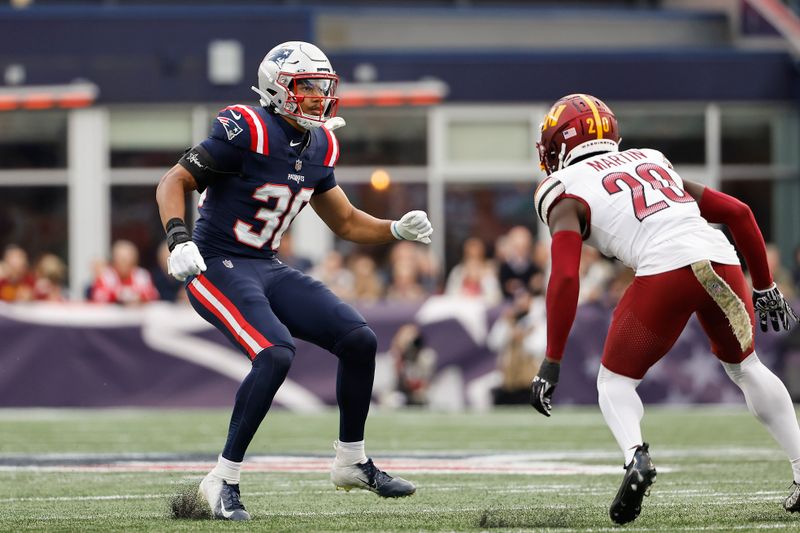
[333,326,378,364]
[253,345,295,374]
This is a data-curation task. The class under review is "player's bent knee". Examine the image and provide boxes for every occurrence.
[333,325,378,363]
[252,345,295,374]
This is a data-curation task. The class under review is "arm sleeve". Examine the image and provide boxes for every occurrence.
[545,230,583,361]
[178,137,244,192]
[698,187,772,289]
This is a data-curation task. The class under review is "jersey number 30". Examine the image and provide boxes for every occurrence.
[234,184,314,250]
[602,162,693,221]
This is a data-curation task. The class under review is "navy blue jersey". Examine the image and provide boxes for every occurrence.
[191,105,339,259]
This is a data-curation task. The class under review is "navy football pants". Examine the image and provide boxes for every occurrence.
[186,255,377,462]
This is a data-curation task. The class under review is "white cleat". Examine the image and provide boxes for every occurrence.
[198,472,251,521]
[331,458,416,498]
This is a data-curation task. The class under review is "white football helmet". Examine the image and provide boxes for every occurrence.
[252,41,340,130]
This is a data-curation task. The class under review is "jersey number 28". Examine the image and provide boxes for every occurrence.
[602,162,693,221]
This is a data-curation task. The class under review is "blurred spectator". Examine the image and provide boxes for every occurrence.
[386,259,427,302]
[150,241,184,302]
[497,226,541,299]
[0,244,35,302]
[310,250,354,301]
[391,324,437,406]
[278,231,313,273]
[90,240,159,305]
[33,253,67,301]
[766,243,796,299]
[389,241,440,295]
[444,237,502,305]
[578,245,615,304]
[488,288,546,404]
[349,253,385,303]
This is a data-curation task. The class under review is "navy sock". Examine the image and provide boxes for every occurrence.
[333,326,377,442]
[222,345,294,462]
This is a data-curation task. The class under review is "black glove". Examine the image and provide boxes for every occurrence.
[530,360,560,417]
[753,284,799,332]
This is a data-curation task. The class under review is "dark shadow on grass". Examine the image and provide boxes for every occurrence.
[478,506,603,529]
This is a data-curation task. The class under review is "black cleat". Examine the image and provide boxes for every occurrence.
[331,458,416,497]
[785,482,800,512]
[609,442,657,525]
[199,474,251,521]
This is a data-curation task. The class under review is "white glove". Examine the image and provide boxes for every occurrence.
[167,241,207,282]
[391,210,433,244]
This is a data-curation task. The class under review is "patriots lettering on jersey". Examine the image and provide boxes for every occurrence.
[585,149,647,172]
[216,116,243,141]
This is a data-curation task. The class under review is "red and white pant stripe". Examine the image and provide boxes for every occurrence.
[188,275,272,359]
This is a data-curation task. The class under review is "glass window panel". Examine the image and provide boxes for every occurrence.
[614,109,705,164]
[443,182,537,273]
[721,108,773,164]
[110,185,193,271]
[0,186,68,261]
[0,110,67,169]
[447,121,532,163]
[110,107,192,167]
[328,107,428,166]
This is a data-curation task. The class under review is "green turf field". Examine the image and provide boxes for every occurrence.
[1,406,798,531]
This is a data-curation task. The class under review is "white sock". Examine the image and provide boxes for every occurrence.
[723,353,800,483]
[211,454,242,484]
[597,365,644,466]
[334,440,367,467]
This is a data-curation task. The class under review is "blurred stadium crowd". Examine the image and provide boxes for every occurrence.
[2,231,798,307]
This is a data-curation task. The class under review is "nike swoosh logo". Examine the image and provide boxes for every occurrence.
[289,140,302,147]
[219,499,234,519]
[230,110,242,120]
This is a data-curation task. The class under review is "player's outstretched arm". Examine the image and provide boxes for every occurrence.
[685,180,797,332]
[530,199,583,417]
[155,165,206,281]
[310,186,432,245]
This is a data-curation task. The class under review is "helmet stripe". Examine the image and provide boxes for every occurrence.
[578,94,603,140]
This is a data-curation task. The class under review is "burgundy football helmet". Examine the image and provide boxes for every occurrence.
[537,94,620,175]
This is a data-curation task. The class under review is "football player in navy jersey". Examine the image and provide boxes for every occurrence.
[156,41,430,520]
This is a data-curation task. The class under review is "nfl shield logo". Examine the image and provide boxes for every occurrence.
[295,159,303,172]
[223,259,234,269]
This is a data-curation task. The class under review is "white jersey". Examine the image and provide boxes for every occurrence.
[534,148,739,276]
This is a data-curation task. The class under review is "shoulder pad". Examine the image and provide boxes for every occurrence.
[534,176,566,225]
[319,126,340,167]
[211,105,270,155]
[640,148,673,169]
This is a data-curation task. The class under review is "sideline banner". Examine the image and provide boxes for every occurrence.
[0,299,790,409]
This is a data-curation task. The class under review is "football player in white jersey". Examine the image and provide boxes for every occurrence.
[530,93,800,525]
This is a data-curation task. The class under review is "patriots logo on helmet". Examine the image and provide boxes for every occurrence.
[216,116,243,141]
[267,47,294,68]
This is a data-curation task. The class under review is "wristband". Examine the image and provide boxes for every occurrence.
[165,218,191,252]
[538,360,560,382]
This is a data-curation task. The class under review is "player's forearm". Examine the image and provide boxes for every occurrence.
[545,231,583,362]
[335,209,395,244]
[698,187,772,289]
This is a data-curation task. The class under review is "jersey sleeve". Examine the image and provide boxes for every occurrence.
[533,176,567,225]
[314,170,337,196]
